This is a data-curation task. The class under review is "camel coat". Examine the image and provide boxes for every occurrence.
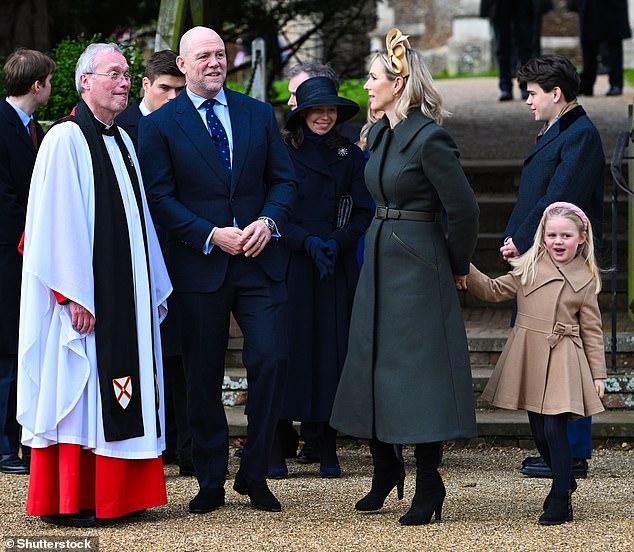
[467,255,606,417]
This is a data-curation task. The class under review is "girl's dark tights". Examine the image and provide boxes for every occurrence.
[527,411,572,492]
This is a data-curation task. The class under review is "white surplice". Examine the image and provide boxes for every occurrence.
[17,121,172,459]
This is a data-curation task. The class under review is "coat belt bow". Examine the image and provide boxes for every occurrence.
[547,322,582,348]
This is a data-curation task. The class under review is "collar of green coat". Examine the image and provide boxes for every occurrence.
[523,254,594,296]
[367,109,434,153]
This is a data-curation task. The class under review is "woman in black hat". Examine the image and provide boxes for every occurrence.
[268,76,373,479]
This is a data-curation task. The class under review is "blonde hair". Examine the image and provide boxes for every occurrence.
[358,50,449,148]
[509,205,602,294]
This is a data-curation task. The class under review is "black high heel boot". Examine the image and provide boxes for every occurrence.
[399,442,446,526]
[355,439,405,511]
[539,491,573,525]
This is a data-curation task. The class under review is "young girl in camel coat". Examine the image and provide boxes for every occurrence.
[462,202,606,526]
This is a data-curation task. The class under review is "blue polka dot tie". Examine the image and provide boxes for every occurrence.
[202,99,231,178]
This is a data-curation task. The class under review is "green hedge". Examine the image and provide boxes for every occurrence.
[6,34,145,121]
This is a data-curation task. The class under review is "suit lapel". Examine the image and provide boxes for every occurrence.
[174,92,230,184]
[226,89,250,194]
[1,100,35,154]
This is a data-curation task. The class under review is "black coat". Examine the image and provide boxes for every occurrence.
[280,135,373,421]
[579,0,631,40]
[115,98,142,149]
[0,99,43,354]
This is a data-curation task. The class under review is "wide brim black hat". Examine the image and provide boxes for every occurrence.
[286,76,359,129]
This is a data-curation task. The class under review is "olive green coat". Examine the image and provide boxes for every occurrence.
[330,110,480,444]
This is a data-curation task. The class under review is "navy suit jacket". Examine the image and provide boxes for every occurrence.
[115,98,142,149]
[504,106,605,256]
[138,87,297,293]
[0,98,44,353]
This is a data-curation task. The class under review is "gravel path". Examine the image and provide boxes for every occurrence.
[1,443,632,551]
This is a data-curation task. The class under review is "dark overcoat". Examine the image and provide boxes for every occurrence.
[578,0,631,41]
[280,135,373,422]
[330,110,480,444]
[0,99,44,354]
[503,106,605,256]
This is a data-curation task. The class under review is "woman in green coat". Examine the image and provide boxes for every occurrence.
[330,29,480,526]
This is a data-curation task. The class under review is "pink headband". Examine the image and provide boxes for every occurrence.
[542,201,589,230]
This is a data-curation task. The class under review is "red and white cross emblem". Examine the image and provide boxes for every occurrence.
[113,376,132,409]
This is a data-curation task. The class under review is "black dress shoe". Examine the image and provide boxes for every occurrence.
[571,458,588,479]
[188,488,225,513]
[499,90,513,102]
[41,510,100,528]
[0,453,29,474]
[606,86,622,97]
[521,455,543,468]
[296,441,320,464]
[520,457,588,478]
[233,471,281,512]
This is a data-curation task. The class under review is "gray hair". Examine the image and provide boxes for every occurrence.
[287,62,339,91]
[75,43,124,94]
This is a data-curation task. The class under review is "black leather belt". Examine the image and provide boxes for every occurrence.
[375,206,437,221]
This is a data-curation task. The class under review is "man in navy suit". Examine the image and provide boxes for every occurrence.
[500,55,604,480]
[138,26,296,513]
[116,49,192,477]
[0,48,55,475]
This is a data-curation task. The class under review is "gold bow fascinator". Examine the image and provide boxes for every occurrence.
[386,28,411,78]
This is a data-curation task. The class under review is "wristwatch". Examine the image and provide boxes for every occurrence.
[258,216,276,235]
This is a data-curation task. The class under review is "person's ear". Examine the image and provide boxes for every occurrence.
[579,230,587,245]
[552,86,563,103]
[393,76,405,97]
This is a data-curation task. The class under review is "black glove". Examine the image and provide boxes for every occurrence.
[304,236,334,280]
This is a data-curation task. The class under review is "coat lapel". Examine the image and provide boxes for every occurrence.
[522,255,564,296]
[174,92,230,185]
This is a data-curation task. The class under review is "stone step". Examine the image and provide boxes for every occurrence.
[223,404,634,439]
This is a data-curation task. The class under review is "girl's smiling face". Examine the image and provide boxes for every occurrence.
[544,215,586,265]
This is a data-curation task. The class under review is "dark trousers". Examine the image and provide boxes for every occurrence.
[493,0,535,93]
[163,355,192,465]
[177,256,288,489]
[0,354,20,455]
[580,40,624,90]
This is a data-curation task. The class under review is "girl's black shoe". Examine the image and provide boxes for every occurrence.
[539,491,573,525]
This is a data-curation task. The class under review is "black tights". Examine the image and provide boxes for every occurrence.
[527,411,572,492]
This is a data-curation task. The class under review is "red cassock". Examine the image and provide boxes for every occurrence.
[27,444,167,518]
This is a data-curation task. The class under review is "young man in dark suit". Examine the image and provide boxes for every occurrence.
[115,49,185,147]
[138,26,296,514]
[0,48,55,475]
[500,55,604,481]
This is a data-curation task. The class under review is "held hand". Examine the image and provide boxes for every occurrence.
[594,379,605,399]
[323,239,339,262]
[69,301,95,335]
[212,226,245,255]
[454,274,467,290]
[500,237,519,262]
[305,236,335,280]
[241,219,271,258]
